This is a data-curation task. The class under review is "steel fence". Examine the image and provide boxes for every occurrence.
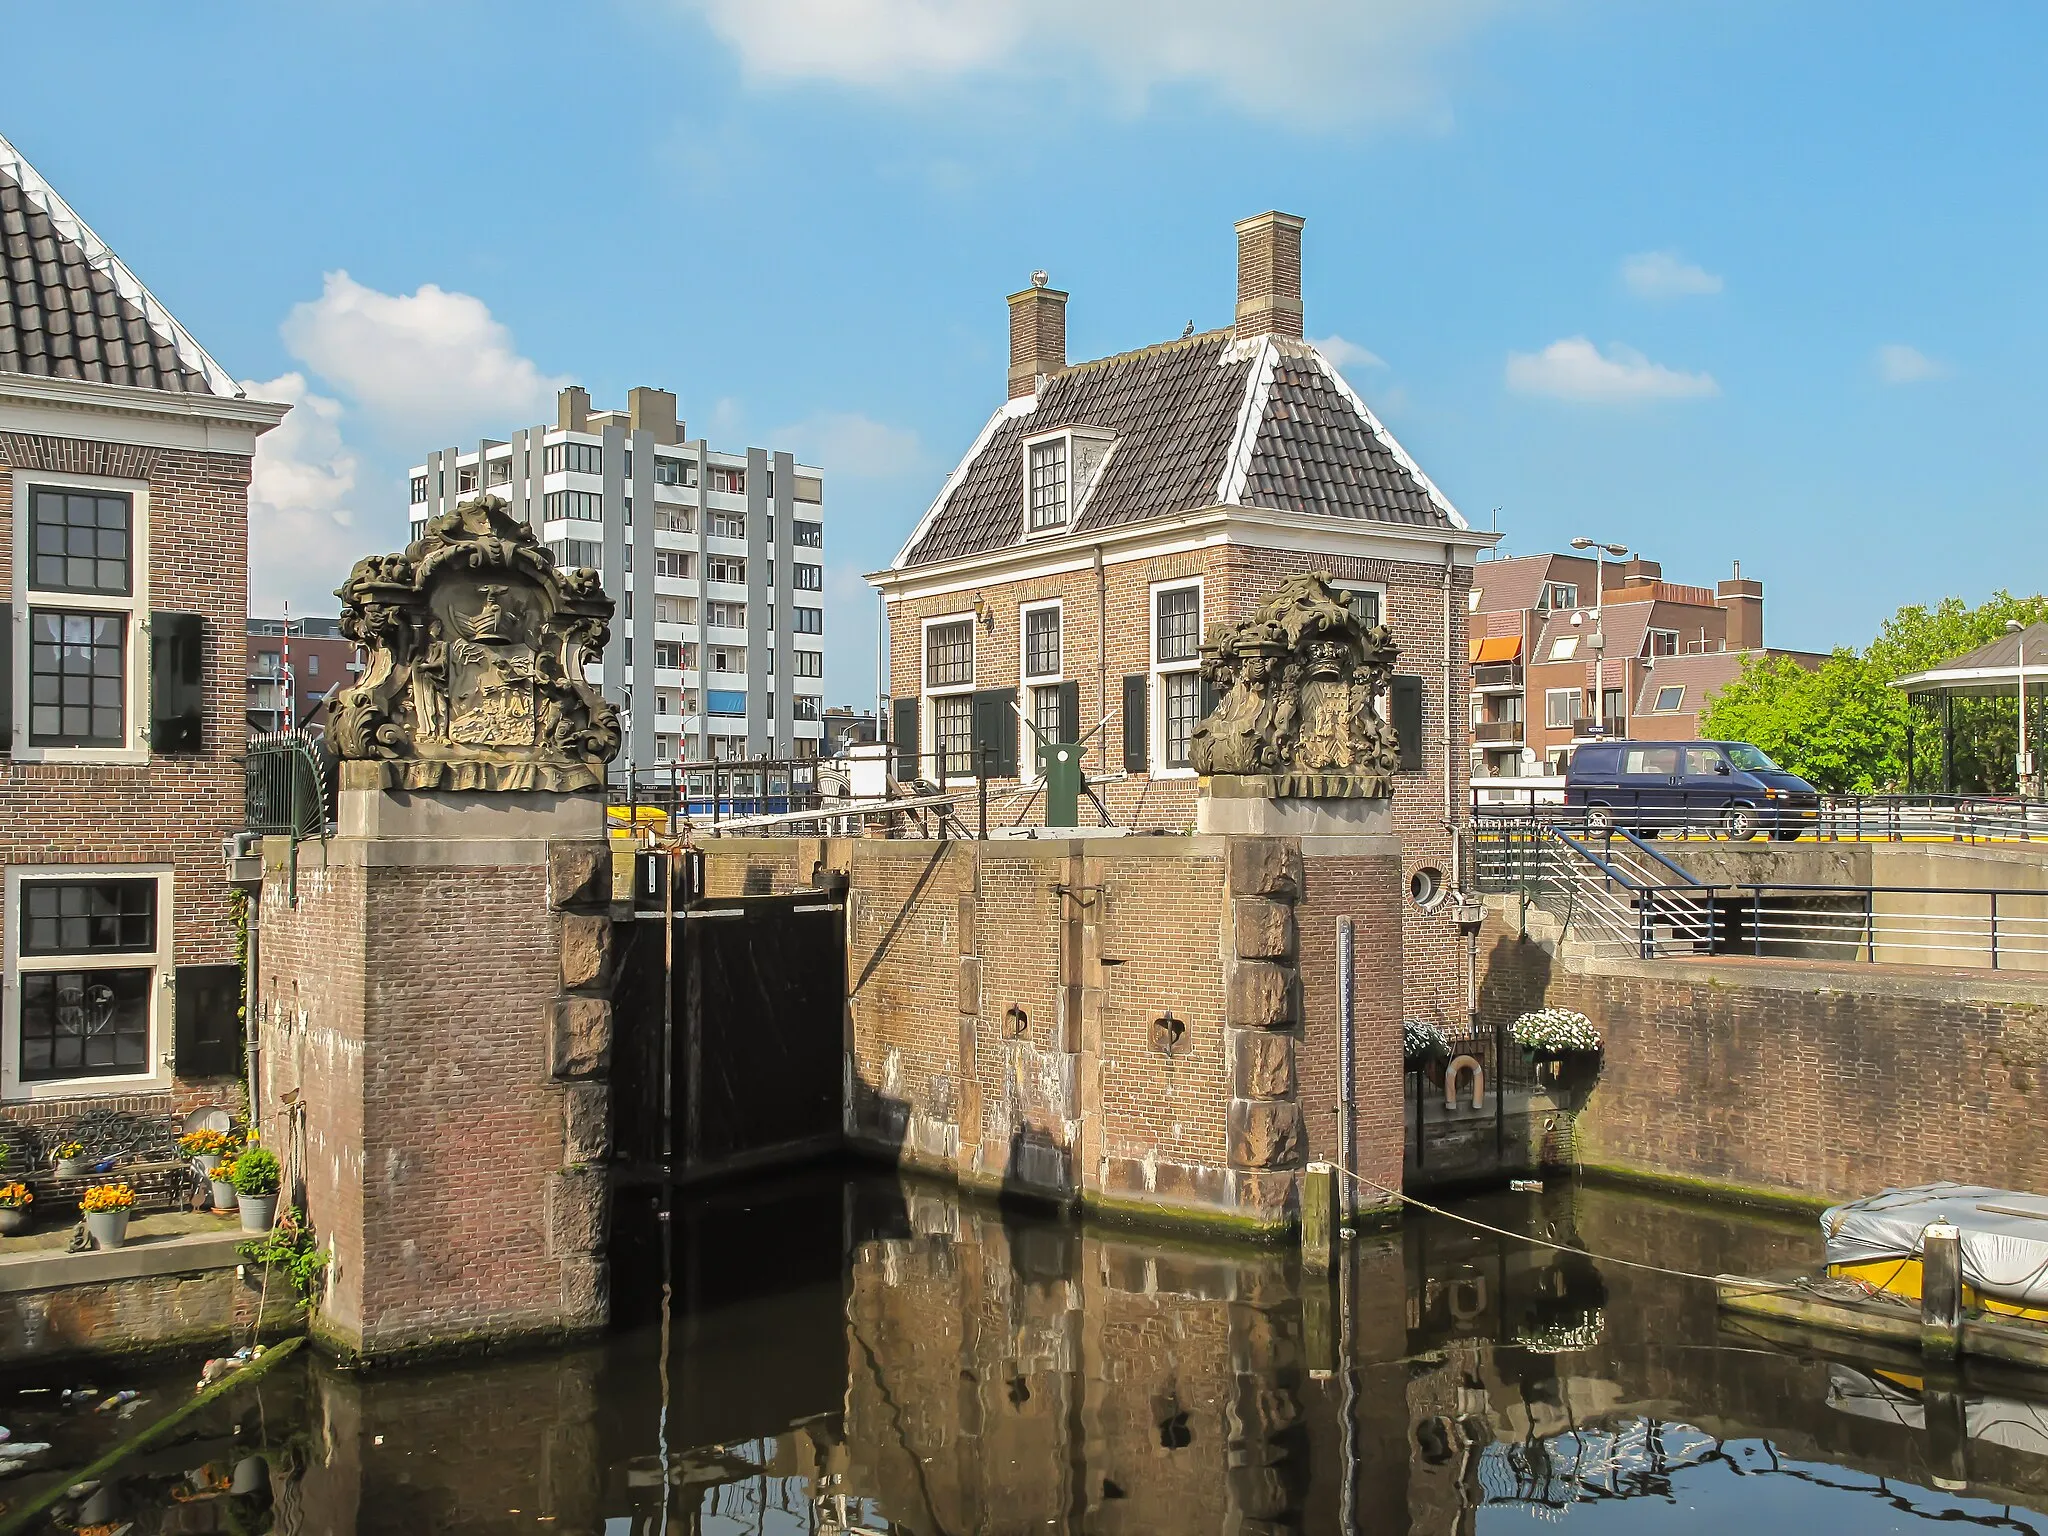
[1472,787,2048,844]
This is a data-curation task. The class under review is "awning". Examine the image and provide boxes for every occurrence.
[1472,636,1521,664]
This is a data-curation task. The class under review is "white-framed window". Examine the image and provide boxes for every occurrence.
[923,613,976,778]
[1545,582,1579,610]
[1018,599,1064,777]
[1645,629,1679,657]
[1150,579,1202,775]
[1544,688,1577,730]
[12,471,152,765]
[3,865,172,1100]
[1021,428,1115,540]
[1548,635,1579,662]
[1331,582,1386,632]
[707,555,746,585]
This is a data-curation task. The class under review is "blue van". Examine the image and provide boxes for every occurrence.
[1564,740,1820,840]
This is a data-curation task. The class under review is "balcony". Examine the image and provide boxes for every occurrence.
[1472,662,1523,691]
[1473,720,1524,745]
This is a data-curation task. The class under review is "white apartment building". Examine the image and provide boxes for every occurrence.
[406,385,827,770]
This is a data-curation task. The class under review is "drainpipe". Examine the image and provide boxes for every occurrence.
[1443,545,1460,881]
[1094,545,1107,777]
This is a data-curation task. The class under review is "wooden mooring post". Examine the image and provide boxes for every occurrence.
[1301,1161,1339,1275]
[1921,1218,1962,1360]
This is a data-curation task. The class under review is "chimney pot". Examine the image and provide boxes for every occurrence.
[1007,276,1068,400]
[1717,573,1765,652]
[1235,210,1306,340]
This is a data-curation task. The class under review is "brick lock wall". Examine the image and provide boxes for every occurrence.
[1475,913,2048,1202]
[883,540,1474,1026]
[0,431,254,1118]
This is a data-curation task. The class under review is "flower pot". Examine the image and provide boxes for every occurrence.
[55,1158,90,1178]
[86,1210,130,1250]
[0,1206,29,1236]
[238,1193,276,1233]
[210,1178,239,1212]
[195,1154,221,1176]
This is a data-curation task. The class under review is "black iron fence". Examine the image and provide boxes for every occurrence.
[244,730,332,840]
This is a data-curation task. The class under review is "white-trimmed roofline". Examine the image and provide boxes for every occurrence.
[1300,340,1469,530]
[0,131,241,399]
[889,393,1035,569]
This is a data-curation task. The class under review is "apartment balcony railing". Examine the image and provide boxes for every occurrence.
[1572,717,1627,739]
[1472,662,1524,690]
[1473,720,1525,745]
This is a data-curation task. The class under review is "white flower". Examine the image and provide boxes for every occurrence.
[1511,1008,1602,1053]
[1403,1019,1451,1063]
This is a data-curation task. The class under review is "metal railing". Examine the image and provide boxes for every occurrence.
[1472,788,2048,844]
[244,731,331,840]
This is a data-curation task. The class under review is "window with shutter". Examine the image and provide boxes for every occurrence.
[1392,675,1425,773]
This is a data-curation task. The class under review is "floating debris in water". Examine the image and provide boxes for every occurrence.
[1510,1179,1544,1192]
[95,1390,138,1412]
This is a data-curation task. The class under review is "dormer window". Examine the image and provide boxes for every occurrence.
[1022,427,1115,540]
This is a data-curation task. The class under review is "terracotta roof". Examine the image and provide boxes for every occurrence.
[895,334,1460,569]
[0,135,232,395]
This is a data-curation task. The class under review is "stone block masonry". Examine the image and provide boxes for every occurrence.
[257,790,613,1359]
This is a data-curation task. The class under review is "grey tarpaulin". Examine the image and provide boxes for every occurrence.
[1827,1365,2048,1456]
[1822,1182,2048,1309]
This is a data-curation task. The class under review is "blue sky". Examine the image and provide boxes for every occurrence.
[11,1,2046,707]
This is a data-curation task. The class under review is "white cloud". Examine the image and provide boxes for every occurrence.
[1874,343,1952,384]
[770,411,924,478]
[1621,250,1723,299]
[243,372,366,619]
[686,0,1498,129]
[1505,337,1720,403]
[279,271,570,434]
[1312,334,1387,372]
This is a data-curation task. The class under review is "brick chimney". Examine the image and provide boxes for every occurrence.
[1717,562,1764,652]
[628,385,680,445]
[557,385,590,432]
[1235,210,1306,340]
[1007,272,1068,400]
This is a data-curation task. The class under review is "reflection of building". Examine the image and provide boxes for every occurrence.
[0,131,289,1110]
[246,615,359,734]
[405,386,828,770]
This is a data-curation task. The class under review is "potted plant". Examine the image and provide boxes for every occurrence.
[1511,1008,1604,1089]
[52,1141,90,1178]
[232,1147,280,1233]
[209,1152,240,1214]
[179,1128,233,1175]
[0,1182,31,1237]
[1403,1019,1453,1082]
[81,1183,136,1249]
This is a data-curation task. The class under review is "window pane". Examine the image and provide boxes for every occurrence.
[21,879,157,955]
[1028,439,1069,531]
[936,694,974,777]
[28,488,131,595]
[1346,589,1381,629]
[1163,672,1201,768]
[1032,684,1064,744]
[926,621,974,688]
[28,608,126,746]
[1156,587,1200,663]
[19,967,153,1081]
[1024,608,1061,679]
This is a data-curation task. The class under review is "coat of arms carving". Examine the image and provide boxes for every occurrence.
[329,496,621,792]
[1191,570,1401,798]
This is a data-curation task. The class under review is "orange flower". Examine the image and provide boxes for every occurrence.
[81,1183,135,1214]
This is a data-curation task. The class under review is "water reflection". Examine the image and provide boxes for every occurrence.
[16,1173,2048,1533]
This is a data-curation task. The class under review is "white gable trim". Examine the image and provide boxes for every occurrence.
[1215,335,1278,506]
[0,132,241,399]
[889,394,1035,570]
[1302,342,1469,530]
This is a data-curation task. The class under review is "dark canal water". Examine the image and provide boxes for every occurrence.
[6,1170,2048,1534]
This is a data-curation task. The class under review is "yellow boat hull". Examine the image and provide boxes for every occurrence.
[1828,1258,2048,1324]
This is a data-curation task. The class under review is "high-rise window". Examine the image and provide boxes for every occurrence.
[793,521,823,548]
[544,442,603,475]
[1027,438,1068,532]
[792,563,822,591]
[792,606,823,634]
[794,650,823,678]
[410,475,428,504]
[710,512,745,539]
[543,491,603,522]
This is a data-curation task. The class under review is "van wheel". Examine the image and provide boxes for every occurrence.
[1585,805,1614,837]
[1725,806,1760,841]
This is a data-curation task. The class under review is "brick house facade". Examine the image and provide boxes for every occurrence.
[870,213,1497,1025]
[0,134,288,1121]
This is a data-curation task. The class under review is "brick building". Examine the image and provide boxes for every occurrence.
[246,614,359,735]
[1468,551,1823,796]
[868,212,1498,1022]
[0,133,288,1117]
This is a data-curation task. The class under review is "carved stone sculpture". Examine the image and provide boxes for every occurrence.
[329,495,621,792]
[1191,571,1400,798]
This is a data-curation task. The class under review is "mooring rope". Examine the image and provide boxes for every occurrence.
[1328,1166,1798,1293]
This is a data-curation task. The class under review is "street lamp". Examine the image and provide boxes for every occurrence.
[1570,537,1630,733]
[2009,620,2033,798]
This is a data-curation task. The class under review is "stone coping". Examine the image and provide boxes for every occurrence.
[0,1214,248,1294]
[1572,948,2048,1007]
[707,833,1402,862]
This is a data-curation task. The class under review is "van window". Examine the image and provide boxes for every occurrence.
[1572,746,1619,779]
[1623,745,1679,776]
[1681,745,1726,776]
[1725,743,1780,773]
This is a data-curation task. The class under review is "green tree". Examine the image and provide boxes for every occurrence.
[1701,591,2048,794]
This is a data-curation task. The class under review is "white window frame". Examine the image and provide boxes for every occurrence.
[1654,684,1685,713]
[1330,581,1388,633]
[1544,688,1577,730]
[11,469,154,766]
[1020,428,1116,543]
[1548,635,1579,662]
[1150,578,1203,778]
[922,611,977,780]
[1546,582,1579,610]
[2,863,174,1102]
[1644,628,1680,657]
[1018,598,1064,782]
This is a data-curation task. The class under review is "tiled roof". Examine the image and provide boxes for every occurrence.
[896,334,1459,569]
[0,137,230,395]
[1632,651,1756,717]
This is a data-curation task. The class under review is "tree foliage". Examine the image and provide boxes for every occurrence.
[1701,592,2048,794]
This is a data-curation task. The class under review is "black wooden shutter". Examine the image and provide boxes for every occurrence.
[970,688,1017,778]
[1122,675,1149,773]
[891,696,919,781]
[1055,680,1079,744]
[1392,675,1425,773]
[174,963,243,1079]
[150,611,205,752]
[0,602,11,754]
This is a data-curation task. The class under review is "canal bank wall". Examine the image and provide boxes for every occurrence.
[1475,907,2048,1206]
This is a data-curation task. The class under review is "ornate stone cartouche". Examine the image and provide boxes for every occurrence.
[1191,570,1401,799]
[328,495,621,792]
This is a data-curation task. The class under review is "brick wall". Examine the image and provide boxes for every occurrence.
[882,540,1472,1025]
[1474,912,2048,1202]
[0,430,253,1117]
